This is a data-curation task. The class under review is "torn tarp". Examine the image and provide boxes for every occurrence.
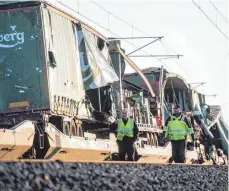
[76,24,119,90]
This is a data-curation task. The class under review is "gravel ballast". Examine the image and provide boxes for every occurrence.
[0,162,227,191]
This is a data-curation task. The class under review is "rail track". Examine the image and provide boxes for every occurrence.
[3,154,221,166]
[0,160,227,191]
[11,160,216,165]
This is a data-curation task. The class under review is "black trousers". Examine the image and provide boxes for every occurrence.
[171,140,186,163]
[117,139,135,161]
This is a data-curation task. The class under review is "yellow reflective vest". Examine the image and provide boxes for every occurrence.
[163,115,194,141]
[117,119,134,141]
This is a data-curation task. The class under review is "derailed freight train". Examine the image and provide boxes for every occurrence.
[0,0,227,164]
[109,40,228,164]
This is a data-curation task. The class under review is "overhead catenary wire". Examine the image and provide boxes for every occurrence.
[158,34,192,77]
[88,0,181,71]
[57,0,172,72]
[90,0,190,75]
[89,0,155,38]
[159,40,179,55]
[192,0,229,40]
[57,0,209,83]
[103,1,181,60]
[209,0,229,23]
[173,59,191,78]
[127,37,163,56]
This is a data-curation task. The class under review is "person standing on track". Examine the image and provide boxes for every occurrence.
[163,104,195,163]
[109,108,139,161]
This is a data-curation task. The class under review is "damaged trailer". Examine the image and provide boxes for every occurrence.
[0,0,119,161]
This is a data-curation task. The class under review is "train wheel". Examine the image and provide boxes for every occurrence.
[70,119,77,136]
[150,133,155,147]
[75,123,84,137]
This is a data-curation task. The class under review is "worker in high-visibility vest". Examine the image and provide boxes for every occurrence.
[110,108,139,161]
[163,104,195,163]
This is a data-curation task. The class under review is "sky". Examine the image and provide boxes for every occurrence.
[53,0,228,123]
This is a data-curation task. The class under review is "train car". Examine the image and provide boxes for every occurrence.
[0,1,227,164]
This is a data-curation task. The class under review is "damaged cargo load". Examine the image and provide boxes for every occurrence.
[0,0,120,161]
[0,1,227,164]
[0,1,118,127]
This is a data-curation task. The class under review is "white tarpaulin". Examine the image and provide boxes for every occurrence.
[76,24,118,90]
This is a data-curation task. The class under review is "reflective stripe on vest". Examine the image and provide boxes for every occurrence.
[117,119,134,141]
[167,115,189,141]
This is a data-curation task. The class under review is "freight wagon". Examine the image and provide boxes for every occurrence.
[0,0,163,162]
